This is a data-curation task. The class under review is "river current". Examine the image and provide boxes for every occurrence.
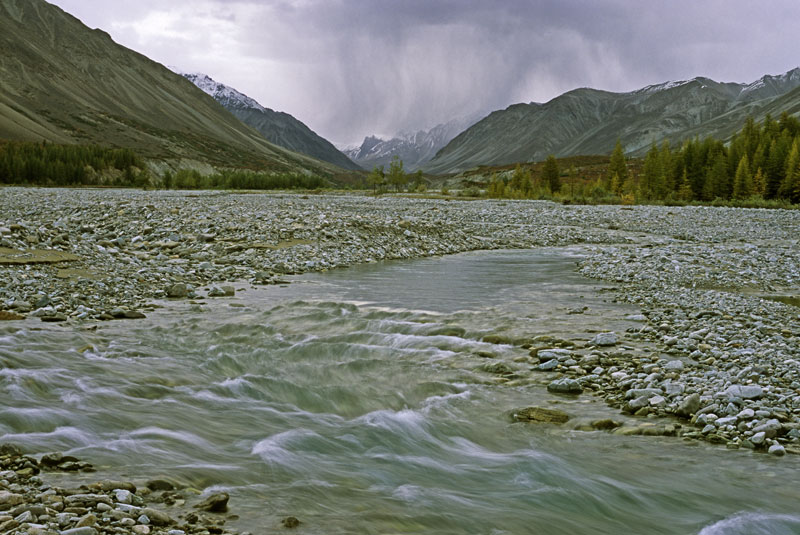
[2,249,799,534]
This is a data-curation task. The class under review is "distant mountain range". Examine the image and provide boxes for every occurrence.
[0,0,344,177]
[178,71,361,171]
[424,68,800,174]
[3,0,800,181]
[344,113,484,171]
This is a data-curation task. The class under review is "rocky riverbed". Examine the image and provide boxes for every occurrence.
[0,443,299,535]
[1,189,799,494]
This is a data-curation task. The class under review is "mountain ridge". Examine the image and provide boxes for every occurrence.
[0,0,342,177]
[178,71,361,171]
[424,68,800,174]
[344,113,485,171]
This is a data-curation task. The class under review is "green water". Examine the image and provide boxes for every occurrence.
[1,249,799,534]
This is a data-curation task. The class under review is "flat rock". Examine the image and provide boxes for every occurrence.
[0,247,80,265]
[591,332,618,346]
[723,385,764,400]
[0,310,25,321]
[512,407,570,424]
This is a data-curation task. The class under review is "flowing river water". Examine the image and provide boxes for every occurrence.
[2,249,799,534]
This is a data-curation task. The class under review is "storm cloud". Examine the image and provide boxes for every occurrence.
[49,0,800,146]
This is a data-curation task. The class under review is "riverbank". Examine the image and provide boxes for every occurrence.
[1,188,798,456]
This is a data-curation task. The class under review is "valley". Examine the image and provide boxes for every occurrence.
[1,1,800,534]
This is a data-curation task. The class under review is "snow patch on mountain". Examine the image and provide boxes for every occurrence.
[345,112,485,171]
[637,79,692,94]
[172,69,267,113]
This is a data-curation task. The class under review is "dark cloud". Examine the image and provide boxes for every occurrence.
[48,0,800,146]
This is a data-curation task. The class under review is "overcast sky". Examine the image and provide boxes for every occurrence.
[49,0,800,147]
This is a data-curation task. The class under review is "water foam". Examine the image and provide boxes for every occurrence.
[699,512,800,535]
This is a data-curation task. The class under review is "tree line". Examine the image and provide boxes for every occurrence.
[367,156,426,193]
[161,168,326,190]
[637,113,800,203]
[0,141,327,190]
[481,112,800,205]
[0,141,144,186]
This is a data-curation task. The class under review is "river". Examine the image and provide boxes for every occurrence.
[2,249,799,534]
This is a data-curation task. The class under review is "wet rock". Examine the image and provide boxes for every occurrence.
[512,407,570,424]
[482,362,513,375]
[591,419,622,430]
[39,452,64,467]
[537,360,559,371]
[40,313,67,322]
[547,378,583,394]
[768,444,786,456]
[282,516,301,528]
[194,492,229,513]
[140,508,172,526]
[166,283,188,299]
[482,334,514,345]
[676,393,701,418]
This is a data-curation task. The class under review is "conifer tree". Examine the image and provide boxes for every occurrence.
[677,169,693,201]
[367,165,385,192]
[607,140,628,191]
[641,143,661,199]
[732,155,753,200]
[778,139,799,200]
[487,173,505,198]
[658,140,674,195]
[765,139,785,198]
[387,156,406,192]
[752,168,766,198]
[542,155,561,193]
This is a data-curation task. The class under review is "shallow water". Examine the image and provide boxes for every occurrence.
[2,249,799,534]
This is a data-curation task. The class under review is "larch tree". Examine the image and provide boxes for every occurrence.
[607,140,628,192]
[387,156,406,192]
[732,154,753,200]
[542,154,561,193]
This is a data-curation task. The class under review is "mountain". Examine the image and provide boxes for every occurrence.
[425,68,800,175]
[345,113,484,171]
[178,71,361,171]
[0,0,341,176]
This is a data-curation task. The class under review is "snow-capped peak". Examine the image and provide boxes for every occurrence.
[171,68,266,113]
[738,67,800,98]
[636,79,692,94]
